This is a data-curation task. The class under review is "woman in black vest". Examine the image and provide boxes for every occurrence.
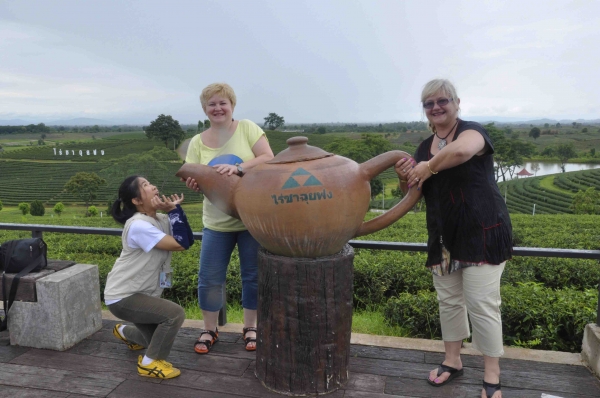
[395,79,512,398]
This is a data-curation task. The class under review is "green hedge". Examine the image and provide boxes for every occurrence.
[501,283,597,352]
[503,257,600,290]
[353,249,431,308]
[384,283,598,352]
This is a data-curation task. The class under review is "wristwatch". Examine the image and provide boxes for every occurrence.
[235,163,244,176]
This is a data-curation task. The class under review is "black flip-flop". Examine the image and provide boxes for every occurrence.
[426,363,464,387]
[483,380,501,397]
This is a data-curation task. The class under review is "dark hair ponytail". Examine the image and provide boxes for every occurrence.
[111,175,141,225]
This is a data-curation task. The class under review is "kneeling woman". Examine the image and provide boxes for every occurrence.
[104,176,194,379]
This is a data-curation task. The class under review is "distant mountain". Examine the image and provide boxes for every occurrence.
[469,116,600,125]
[0,119,32,126]
[47,117,114,126]
[0,117,115,126]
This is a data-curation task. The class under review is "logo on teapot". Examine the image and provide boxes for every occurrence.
[271,167,333,205]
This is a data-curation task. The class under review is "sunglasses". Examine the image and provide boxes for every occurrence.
[423,98,453,109]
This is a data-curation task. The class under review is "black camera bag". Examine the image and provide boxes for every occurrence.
[0,238,48,331]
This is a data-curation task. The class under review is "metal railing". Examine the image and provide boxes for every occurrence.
[2,222,600,326]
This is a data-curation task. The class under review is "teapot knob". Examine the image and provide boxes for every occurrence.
[286,136,308,147]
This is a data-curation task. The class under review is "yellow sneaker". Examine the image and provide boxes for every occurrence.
[112,324,144,350]
[137,356,181,379]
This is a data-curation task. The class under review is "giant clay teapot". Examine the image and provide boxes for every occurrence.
[177,137,419,258]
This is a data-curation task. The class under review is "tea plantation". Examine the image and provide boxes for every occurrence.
[0,158,197,206]
[1,133,599,352]
[0,133,344,207]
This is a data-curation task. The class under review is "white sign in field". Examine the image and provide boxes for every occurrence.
[53,148,105,156]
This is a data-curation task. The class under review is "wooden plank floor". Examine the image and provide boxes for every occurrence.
[1,320,599,397]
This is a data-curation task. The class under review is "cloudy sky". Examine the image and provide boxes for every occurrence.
[1,0,598,125]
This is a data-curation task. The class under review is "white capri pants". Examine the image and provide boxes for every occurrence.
[432,262,505,357]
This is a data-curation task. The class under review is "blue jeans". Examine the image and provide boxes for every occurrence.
[198,228,260,312]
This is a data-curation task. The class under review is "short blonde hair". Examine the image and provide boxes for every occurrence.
[421,79,460,133]
[200,83,237,111]
[421,78,458,103]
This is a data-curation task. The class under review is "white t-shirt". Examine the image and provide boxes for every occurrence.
[105,220,167,305]
[126,220,167,252]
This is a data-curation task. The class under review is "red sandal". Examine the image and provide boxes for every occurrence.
[194,328,219,354]
[243,327,257,351]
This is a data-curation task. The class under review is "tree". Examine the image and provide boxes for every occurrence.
[528,127,541,140]
[18,202,30,215]
[63,172,107,206]
[263,113,285,131]
[316,126,327,134]
[197,120,203,132]
[87,206,99,217]
[555,143,577,172]
[541,146,555,157]
[487,123,535,181]
[145,114,186,149]
[204,119,210,129]
[30,200,45,216]
[530,162,540,176]
[570,188,600,214]
[370,178,383,199]
[36,123,50,134]
[391,184,404,199]
[53,202,65,217]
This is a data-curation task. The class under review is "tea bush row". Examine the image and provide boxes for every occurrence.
[511,184,570,213]
[554,174,588,193]
[0,159,200,206]
[507,180,571,214]
[524,178,573,205]
[383,284,598,352]
[497,169,600,214]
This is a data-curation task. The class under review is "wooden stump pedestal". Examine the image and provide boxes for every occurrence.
[255,245,354,396]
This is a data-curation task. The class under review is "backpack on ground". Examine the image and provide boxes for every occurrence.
[0,238,48,331]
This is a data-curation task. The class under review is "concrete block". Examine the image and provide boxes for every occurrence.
[8,263,102,351]
[582,323,600,377]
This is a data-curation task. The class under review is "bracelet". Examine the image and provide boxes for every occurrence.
[427,161,438,175]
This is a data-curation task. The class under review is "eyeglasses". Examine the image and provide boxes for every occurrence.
[423,98,453,109]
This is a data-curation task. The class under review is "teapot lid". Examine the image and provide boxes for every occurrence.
[267,136,334,164]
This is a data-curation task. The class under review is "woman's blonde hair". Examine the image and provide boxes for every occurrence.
[421,79,460,133]
[200,83,237,111]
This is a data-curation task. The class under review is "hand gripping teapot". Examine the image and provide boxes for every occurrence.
[176,136,419,258]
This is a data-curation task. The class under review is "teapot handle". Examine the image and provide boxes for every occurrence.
[354,150,422,237]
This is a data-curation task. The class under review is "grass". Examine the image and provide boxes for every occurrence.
[539,175,574,195]
[103,301,411,337]
[181,303,409,337]
[351,307,409,337]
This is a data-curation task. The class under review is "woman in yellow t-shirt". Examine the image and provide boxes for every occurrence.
[184,83,274,354]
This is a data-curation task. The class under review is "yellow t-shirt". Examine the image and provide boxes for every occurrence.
[185,119,266,232]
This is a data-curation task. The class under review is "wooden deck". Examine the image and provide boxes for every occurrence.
[1,320,599,397]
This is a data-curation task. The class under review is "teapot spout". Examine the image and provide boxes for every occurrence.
[176,163,240,219]
[359,150,412,181]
